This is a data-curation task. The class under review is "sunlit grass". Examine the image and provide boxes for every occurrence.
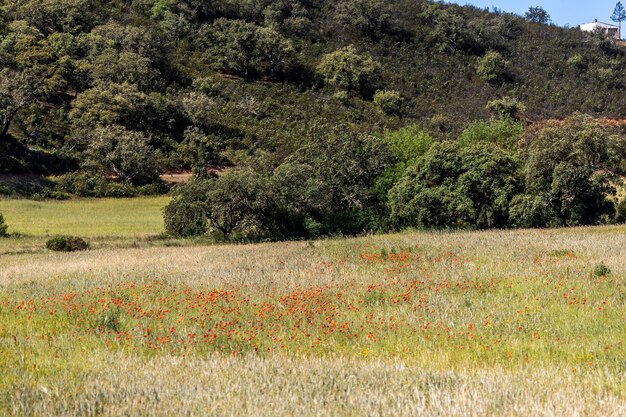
[0,225,625,415]
[0,196,169,237]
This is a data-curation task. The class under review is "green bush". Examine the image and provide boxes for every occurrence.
[0,213,8,237]
[373,90,403,115]
[55,173,168,198]
[389,141,521,229]
[45,236,90,252]
[476,51,510,83]
[316,46,382,95]
[458,119,523,148]
[593,262,611,277]
[487,97,526,120]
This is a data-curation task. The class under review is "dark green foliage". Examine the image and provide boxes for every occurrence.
[272,127,394,236]
[164,168,270,240]
[164,180,212,238]
[525,7,551,24]
[389,142,521,229]
[45,236,90,252]
[513,116,621,227]
[55,172,167,198]
[593,262,611,277]
[165,128,393,239]
[0,212,8,237]
[336,0,392,37]
[203,18,294,80]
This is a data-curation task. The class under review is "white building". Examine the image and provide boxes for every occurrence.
[579,20,621,40]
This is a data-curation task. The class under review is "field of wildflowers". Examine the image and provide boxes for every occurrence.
[0,226,624,415]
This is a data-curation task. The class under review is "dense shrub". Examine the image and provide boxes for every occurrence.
[164,180,212,238]
[389,141,521,229]
[487,97,526,120]
[336,0,392,37]
[593,262,611,277]
[165,127,394,239]
[0,213,8,237]
[84,125,160,186]
[316,46,382,95]
[458,119,523,148]
[45,236,90,252]
[373,90,403,115]
[55,172,168,197]
[476,51,511,83]
[517,116,621,226]
[203,19,294,80]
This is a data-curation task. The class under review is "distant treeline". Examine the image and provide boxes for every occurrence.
[165,115,626,240]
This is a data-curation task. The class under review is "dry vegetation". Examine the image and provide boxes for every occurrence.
[1,227,625,416]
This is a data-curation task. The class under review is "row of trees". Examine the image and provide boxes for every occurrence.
[165,114,626,240]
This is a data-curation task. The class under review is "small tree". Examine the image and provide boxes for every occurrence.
[487,97,526,121]
[85,125,160,185]
[611,2,626,39]
[373,90,403,115]
[476,51,510,84]
[205,19,294,81]
[316,46,382,95]
[0,69,49,141]
[525,6,551,24]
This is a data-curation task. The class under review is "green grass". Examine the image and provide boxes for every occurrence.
[0,224,625,415]
[0,201,624,415]
[0,196,169,237]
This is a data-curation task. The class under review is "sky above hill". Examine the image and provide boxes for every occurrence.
[445,1,624,27]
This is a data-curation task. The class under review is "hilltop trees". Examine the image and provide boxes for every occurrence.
[336,0,392,37]
[525,6,551,24]
[611,2,626,39]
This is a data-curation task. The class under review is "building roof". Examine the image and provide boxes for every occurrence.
[580,20,619,29]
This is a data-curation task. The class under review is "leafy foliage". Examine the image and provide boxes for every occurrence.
[316,46,382,95]
[84,125,160,186]
[389,141,521,229]
[0,212,7,237]
[45,235,89,252]
[525,7,551,24]
[476,51,510,84]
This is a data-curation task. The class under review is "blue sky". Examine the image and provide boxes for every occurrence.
[444,1,623,27]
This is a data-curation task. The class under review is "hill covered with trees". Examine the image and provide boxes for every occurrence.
[2,0,626,238]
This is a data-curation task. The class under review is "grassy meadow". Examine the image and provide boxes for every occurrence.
[0,197,168,237]
[0,200,624,416]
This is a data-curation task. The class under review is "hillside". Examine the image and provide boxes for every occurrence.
[1,0,626,175]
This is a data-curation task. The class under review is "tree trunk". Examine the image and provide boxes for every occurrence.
[0,108,18,140]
